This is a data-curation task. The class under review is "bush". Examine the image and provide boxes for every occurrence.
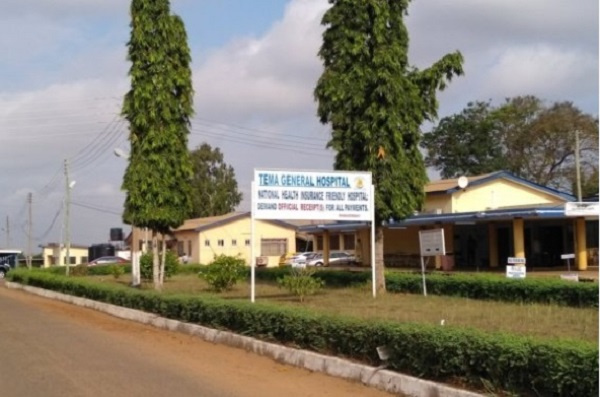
[7,269,599,397]
[70,265,88,277]
[110,265,124,279]
[140,251,179,281]
[199,255,247,292]
[278,267,325,302]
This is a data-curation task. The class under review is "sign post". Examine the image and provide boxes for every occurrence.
[251,169,374,301]
[506,257,527,279]
[418,229,446,296]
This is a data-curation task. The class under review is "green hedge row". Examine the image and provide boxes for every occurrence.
[8,269,598,397]
[253,268,598,308]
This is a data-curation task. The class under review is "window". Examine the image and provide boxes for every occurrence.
[330,235,340,250]
[261,238,287,256]
[177,241,184,256]
[204,239,210,247]
[188,241,192,256]
[343,234,355,250]
[232,239,237,247]
[245,239,251,247]
[81,256,88,264]
[316,236,323,250]
[218,239,225,247]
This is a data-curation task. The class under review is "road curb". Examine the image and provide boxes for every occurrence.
[6,282,485,397]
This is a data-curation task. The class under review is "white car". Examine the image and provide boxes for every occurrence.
[307,252,355,267]
[289,252,316,267]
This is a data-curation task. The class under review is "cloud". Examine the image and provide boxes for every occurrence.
[194,0,329,123]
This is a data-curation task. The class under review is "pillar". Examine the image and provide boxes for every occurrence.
[323,230,330,266]
[512,218,525,258]
[488,223,498,268]
[434,225,443,270]
[575,217,588,271]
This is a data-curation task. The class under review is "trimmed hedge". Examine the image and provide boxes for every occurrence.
[8,269,598,397]
[254,268,598,308]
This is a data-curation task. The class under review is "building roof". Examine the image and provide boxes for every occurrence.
[43,243,89,250]
[425,170,576,202]
[173,212,298,233]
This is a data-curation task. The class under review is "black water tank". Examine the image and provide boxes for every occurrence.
[110,228,123,241]
[88,244,115,262]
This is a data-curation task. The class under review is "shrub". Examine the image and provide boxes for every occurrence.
[278,267,325,302]
[200,254,247,292]
[70,265,88,277]
[110,265,124,279]
[140,251,179,281]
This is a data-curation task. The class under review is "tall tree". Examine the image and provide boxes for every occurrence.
[315,0,463,292]
[189,143,242,218]
[121,0,194,290]
[422,96,599,192]
[421,101,502,178]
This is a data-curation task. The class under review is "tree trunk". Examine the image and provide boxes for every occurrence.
[375,226,386,294]
[159,236,166,285]
[152,231,161,291]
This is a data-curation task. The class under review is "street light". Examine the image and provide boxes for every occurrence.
[65,176,76,276]
[114,148,141,286]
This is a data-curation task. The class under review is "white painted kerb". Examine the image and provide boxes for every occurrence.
[6,282,484,397]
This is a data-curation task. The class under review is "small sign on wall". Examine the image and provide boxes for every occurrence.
[506,265,526,279]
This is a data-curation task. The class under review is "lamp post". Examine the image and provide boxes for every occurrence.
[114,148,141,286]
[64,159,76,276]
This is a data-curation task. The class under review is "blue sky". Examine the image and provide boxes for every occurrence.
[0,0,598,251]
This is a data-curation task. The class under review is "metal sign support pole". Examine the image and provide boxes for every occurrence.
[420,256,428,296]
[370,184,376,298]
[250,181,256,303]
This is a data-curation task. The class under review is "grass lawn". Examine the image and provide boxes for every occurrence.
[95,273,598,345]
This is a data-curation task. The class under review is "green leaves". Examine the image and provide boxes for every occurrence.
[122,0,194,233]
[189,143,243,218]
[199,254,247,292]
[315,0,464,222]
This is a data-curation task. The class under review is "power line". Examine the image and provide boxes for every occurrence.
[71,201,122,216]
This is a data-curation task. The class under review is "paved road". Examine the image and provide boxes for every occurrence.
[0,284,395,397]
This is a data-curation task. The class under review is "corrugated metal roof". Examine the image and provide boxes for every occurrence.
[425,172,495,193]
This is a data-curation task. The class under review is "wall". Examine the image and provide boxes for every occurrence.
[452,179,564,213]
[43,246,89,267]
[196,217,296,267]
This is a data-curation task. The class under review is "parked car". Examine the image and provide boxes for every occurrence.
[0,262,10,279]
[87,256,128,266]
[289,252,316,266]
[307,252,356,267]
[278,252,298,267]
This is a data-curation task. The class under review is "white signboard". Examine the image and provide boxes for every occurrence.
[561,253,575,260]
[418,229,446,257]
[253,169,373,221]
[506,265,526,279]
[565,202,600,217]
[507,257,526,265]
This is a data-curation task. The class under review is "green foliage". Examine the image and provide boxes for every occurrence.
[189,143,243,218]
[277,267,325,302]
[70,265,88,277]
[110,265,125,279]
[140,251,179,282]
[253,268,598,308]
[315,0,463,223]
[121,0,194,234]
[422,96,599,191]
[9,269,599,397]
[199,255,247,292]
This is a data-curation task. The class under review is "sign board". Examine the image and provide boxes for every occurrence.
[560,253,575,260]
[507,257,526,265]
[418,229,446,257]
[506,265,526,279]
[560,274,579,282]
[565,202,600,217]
[253,169,372,221]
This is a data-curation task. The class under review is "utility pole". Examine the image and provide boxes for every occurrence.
[574,129,582,202]
[5,215,9,248]
[27,193,33,269]
[64,159,72,276]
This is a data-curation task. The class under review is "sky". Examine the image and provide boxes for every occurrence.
[0,0,598,253]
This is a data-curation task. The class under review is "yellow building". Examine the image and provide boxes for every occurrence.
[42,243,90,267]
[301,171,598,271]
[170,212,297,267]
